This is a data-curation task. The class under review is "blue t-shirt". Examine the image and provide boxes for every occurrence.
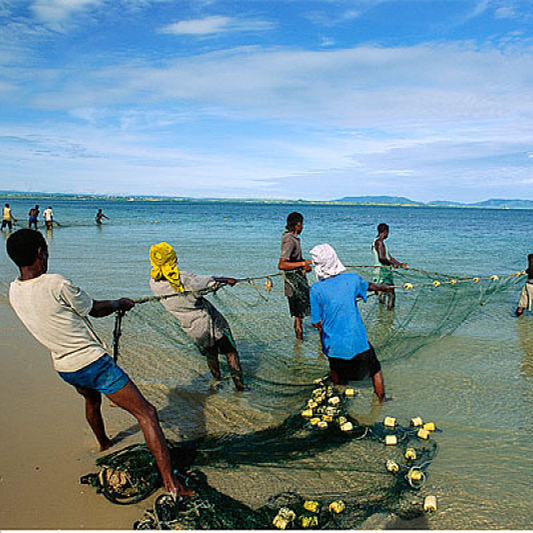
[310,273,369,360]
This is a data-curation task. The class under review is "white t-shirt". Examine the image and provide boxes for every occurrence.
[9,273,107,372]
[43,208,53,221]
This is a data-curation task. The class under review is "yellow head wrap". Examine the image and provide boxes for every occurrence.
[149,242,185,293]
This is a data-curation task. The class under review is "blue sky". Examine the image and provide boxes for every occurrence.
[2,0,533,202]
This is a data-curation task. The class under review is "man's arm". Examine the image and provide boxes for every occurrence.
[376,241,407,269]
[368,282,394,293]
[90,298,135,317]
[278,257,312,272]
[213,277,237,286]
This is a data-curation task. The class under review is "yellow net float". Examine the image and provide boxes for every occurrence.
[410,417,423,427]
[386,460,400,473]
[450,279,457,285]
[423,422,436,432]
[385,435,398,446]
[405,447,417,461]
[424,495,438,512]
[383,416,396,428]
[300,515,319,528]
[265,278,273,292]
[273,508,296,530]
[404,282,413,290]
[472,277,480,283]
[303,501,320,513]
[344,388,355,397]
[329,500,346,514]
[417,429,431,440]
[432,280,441,287]
[491,275,499,281]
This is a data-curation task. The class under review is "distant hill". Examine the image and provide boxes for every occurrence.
[472,198,533,208]
[336,196,420,204]
[334,196,533,208]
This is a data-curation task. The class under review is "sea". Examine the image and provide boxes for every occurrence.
[1,197,532,529]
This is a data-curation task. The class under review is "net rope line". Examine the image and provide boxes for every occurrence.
[129,267,528,305]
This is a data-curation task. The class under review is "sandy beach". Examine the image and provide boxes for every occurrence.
[0,298,160,529]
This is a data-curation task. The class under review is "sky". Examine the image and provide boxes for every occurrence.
[1,0,533,202]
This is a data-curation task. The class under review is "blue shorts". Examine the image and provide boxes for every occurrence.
[58,354,130,395]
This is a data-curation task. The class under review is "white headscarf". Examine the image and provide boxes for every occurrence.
[310,243,346,281]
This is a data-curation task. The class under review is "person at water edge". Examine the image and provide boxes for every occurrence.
[310,243,393,402]
[515,254,533,316]
[278,212,312,340]
[6,229,192,497]
[28,205,39,230]
[372,222,408,309]
[95,208,109,225]
[43,206,54,230]
[1,203,17,231]
[149,242,245,391]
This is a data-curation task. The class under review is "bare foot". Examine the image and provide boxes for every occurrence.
[99,437,113,452]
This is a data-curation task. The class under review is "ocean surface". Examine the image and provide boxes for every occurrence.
[1,198,533,529]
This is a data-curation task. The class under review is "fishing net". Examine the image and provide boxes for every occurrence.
[81,266,523,528]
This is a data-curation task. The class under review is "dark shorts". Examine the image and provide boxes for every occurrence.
[288,293,310,318]
[1,220,12,230]
[328,344,381,383]
[284,270,310,318]
[200,329,237,356]
[29,216,37,224]
[58,354,130,395]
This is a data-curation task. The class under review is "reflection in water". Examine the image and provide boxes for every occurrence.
[517,318,533,383]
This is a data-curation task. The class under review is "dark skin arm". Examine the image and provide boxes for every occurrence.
[278,258,313,273]
[89,298,135,317]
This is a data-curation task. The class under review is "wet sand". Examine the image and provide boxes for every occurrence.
[0,300,160,529]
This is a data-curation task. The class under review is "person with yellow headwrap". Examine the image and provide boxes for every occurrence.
[149,242,244,391]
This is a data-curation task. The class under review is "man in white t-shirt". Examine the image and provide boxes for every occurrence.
[42,206,54,230]
[6,229,193,498]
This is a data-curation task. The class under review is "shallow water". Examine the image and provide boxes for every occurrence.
[1,198,533,528]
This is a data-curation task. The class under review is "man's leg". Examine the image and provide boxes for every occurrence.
[205,347,222,380]
[108,380,193,496]
[294,316,303,340]
[76,386,112,451]
[224,351,244,391]
[387,288,396,309]
[372,370,386,402]
[516,306,525,316]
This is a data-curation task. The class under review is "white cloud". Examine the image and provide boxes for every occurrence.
[159,15,275,36]
[30,0,103,30]
[495,6,516,19]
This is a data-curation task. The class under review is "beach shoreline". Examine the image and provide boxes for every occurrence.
[0,298,158,529]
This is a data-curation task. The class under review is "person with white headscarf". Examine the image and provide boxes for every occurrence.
[309,244,392,402]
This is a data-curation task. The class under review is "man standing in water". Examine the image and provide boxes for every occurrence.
[95,209,109,225]
[28,205,39,229]
[310,243,392,402]
[372,223,408,309]
[1,203,17,231]
[6,229,192,498]
[149,242,245,391]
[278,212,312,340]
[43,206,54,230]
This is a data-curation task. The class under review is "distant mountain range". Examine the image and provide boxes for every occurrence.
[1,191,533,209]
[336,196,533,208]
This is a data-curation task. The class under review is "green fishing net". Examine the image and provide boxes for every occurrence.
[84,266,522,529]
